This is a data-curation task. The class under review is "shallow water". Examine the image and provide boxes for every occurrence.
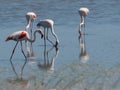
[1,0,120,90]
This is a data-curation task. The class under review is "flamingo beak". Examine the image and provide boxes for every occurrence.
[41,34,43,39]
[38,30,43,39]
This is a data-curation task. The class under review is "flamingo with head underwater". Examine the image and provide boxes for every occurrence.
[25,12,37,57]
[37,19,59,47]
[5,30,43,61]
[78,7,90,35]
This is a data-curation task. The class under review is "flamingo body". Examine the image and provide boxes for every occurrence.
[6,31,30,41]
[6,30,43,42]
[37,19,54,28]
[78,8,89,17]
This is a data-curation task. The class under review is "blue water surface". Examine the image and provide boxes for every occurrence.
[1,0,120,90]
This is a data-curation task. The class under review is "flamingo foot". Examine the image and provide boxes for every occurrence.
[54,41,59,48]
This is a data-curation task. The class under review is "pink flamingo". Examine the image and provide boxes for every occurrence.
[37,19,59,47]
[5,30,43,61]
[25,12,37,32]
[25,12,37,57]
[78,7,90,35]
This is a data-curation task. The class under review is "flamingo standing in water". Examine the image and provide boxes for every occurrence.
[78,7,90,35]
[37,19,59,47]
[5,30,43,61]
[25,12,37,57]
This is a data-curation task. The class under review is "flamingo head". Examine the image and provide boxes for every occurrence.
[36,22,41,28]
[31,14,37,21]
[37,30,43,39]
[26,12,37,22]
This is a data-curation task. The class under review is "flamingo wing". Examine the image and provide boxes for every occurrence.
[6,31,29,41]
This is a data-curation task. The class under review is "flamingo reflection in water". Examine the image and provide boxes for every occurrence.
[7,59,37,89]
[7,59,29,88]
[38,46,59,72]
[79,34,89,63]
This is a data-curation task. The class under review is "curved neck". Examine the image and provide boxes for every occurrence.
[27,30,38,43]
[81,16,85,26]
[51,26,59,43]
[25,19,31,30]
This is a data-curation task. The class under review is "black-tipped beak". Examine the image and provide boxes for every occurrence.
[54,41,59,48]
[41,34,43,39]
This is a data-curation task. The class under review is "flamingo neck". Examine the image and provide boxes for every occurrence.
[80,16,85,26]
[79,16,85,32]
[25,20,31,30]
[51,26,59,44]
[27,30,38,43]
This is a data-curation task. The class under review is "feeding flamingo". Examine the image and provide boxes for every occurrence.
[5,30,43,61]
[37,19,59,47]
[25,12,37,57]
[78,7,90,35]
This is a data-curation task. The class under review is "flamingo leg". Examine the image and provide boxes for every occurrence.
[30,22,35,57]
[79,15,82,35]
[79,23,82,36]
[44,45,47,65]
[10,59,18,78]
[10,41,19,62]
[84,18,85,28]
[25,40,31,57]
[20,41,27,79]
[44,28,46,46]
[83,18,86,35]
[20,60,27,80]
[20,41,27,61]
[10,41,19,78]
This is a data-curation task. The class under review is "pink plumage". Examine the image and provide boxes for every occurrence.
[6,30,43,61]
[5,31,29,41]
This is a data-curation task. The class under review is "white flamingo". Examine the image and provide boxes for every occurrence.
[5,30,43,61]
[25,12,37,32]
[37,19,59,47]
[25,12,37,57]
[78,7,90,35]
